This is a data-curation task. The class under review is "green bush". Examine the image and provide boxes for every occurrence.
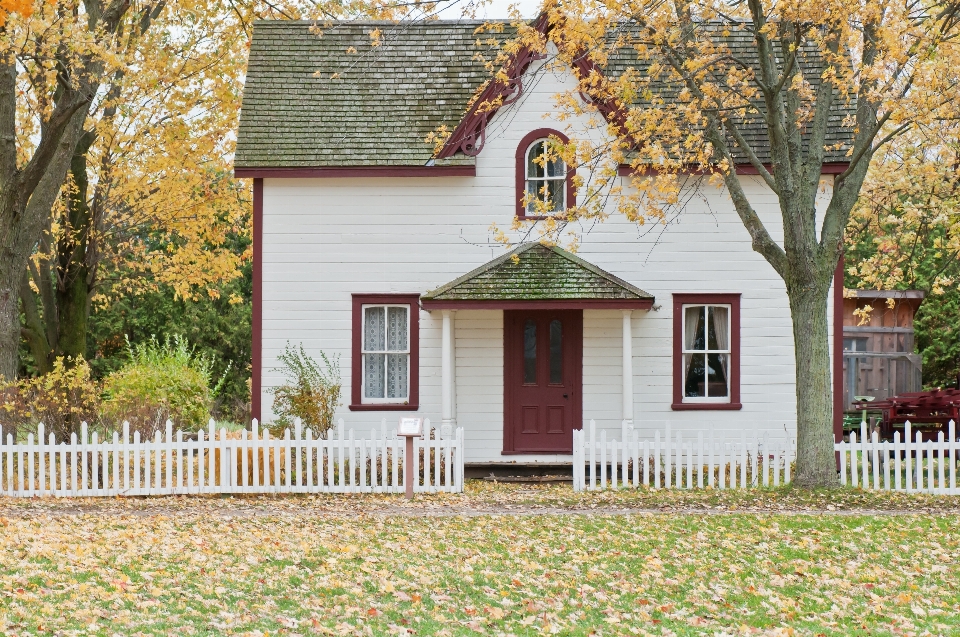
[270,343,341,436]
[101,336,227,437]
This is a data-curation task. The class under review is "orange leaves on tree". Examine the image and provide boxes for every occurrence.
[0,0,32,27]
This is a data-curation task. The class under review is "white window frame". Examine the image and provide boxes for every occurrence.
[525,139,566,213]
[681,303,732,404]
[361,304,411,404]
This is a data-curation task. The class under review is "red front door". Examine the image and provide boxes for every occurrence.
[503,310,582,453]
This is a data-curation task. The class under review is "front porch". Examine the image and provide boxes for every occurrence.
[420,243,654,464]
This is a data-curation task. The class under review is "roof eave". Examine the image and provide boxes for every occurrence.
[420,298,655,310]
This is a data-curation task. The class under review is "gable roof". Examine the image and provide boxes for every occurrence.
[236,19,855,172]
[420,243,654,308]
[235,20,510,170]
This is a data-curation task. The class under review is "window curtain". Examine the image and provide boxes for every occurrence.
[711,306,729,381]
[363,307,386,398]
[684,306,702,381]
[386,307,409,399]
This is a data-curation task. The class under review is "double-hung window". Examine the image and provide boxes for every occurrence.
[350,294,420,411]
[682,304,731,400]
[515,129,575,219]
[362,305,409,402]
[672,293,741,410]
[524,139,566,214]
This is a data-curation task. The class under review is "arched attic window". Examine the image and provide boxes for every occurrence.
[515,129,576,220]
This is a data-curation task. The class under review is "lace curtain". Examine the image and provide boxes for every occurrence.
[363,306,408,399]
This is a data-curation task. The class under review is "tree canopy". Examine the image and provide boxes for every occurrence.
[485,0,960,485]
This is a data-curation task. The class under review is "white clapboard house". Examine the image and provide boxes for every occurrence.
[234,19,849,468]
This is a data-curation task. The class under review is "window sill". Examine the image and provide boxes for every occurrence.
[348,403,420,412]
[671,402,742,411]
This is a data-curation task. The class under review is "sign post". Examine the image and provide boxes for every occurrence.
[397,417,423,499]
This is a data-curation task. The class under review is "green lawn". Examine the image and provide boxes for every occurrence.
[0,485,958,636]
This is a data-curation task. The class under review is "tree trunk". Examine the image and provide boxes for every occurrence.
[0,110,87,380]
[55,131,95,361]
[787,270,838,487]
[0,241,19,381]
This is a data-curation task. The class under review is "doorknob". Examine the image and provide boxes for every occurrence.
[563,394,568,399]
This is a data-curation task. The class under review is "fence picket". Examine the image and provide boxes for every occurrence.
[951,420,957,493]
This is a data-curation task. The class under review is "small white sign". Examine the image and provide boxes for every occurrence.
[398,417,423,437]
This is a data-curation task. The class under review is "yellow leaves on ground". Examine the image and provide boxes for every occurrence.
[0,485,958,635]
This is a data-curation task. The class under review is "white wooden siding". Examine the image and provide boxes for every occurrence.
[259,56,837,462]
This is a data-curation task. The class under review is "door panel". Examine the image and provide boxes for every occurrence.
[504,310,582,453]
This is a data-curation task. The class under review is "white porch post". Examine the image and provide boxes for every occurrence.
[622,310,634,427]
[441,310,457,429]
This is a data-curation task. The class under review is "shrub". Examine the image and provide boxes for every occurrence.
[270,343,341,436]
[0,356,100,441]
[101,335,226,437]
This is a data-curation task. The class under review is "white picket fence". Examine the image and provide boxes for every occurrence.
[574,419,960,494]
[0,418,464,497]
[573,420,795,491]
[837,420,959,494]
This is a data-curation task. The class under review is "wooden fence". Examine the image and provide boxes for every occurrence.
[573,421,795,491]
[0,418,464,497]
[837,420,959,494]
[574,420,960,494]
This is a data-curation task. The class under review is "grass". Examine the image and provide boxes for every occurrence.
[0,483,958,636]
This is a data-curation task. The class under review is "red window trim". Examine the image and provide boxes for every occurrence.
[516,128,577,220]
[349,294,421,412]
[672,293,742,411]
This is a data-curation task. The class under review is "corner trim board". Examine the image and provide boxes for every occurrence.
[834,257,844,443]
[252,178,263,423]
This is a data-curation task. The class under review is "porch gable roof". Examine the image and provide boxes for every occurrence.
[420,243,654,310]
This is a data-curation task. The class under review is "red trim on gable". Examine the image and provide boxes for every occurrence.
[436,14,551,159]
[252,178,263,424]
[569,54,630,135]
[435,15,628,161]
[671,293,742,411]
[515,128,577,220]
[618,162,851,177]
[349,294,421,412]
[234,166,475,179]
[420,298,654,310]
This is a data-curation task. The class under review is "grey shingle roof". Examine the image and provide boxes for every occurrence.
[604,23,855,165]
[236,20,509,168]
[236,19,855,168]
[421,243,654,301]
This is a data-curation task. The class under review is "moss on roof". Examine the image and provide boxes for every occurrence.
[236,20,855,169]
[421,243,654,301]
[236,20,510,169]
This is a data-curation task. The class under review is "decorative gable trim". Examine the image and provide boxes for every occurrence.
[435,15,550,159]
[435,15,630,161]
